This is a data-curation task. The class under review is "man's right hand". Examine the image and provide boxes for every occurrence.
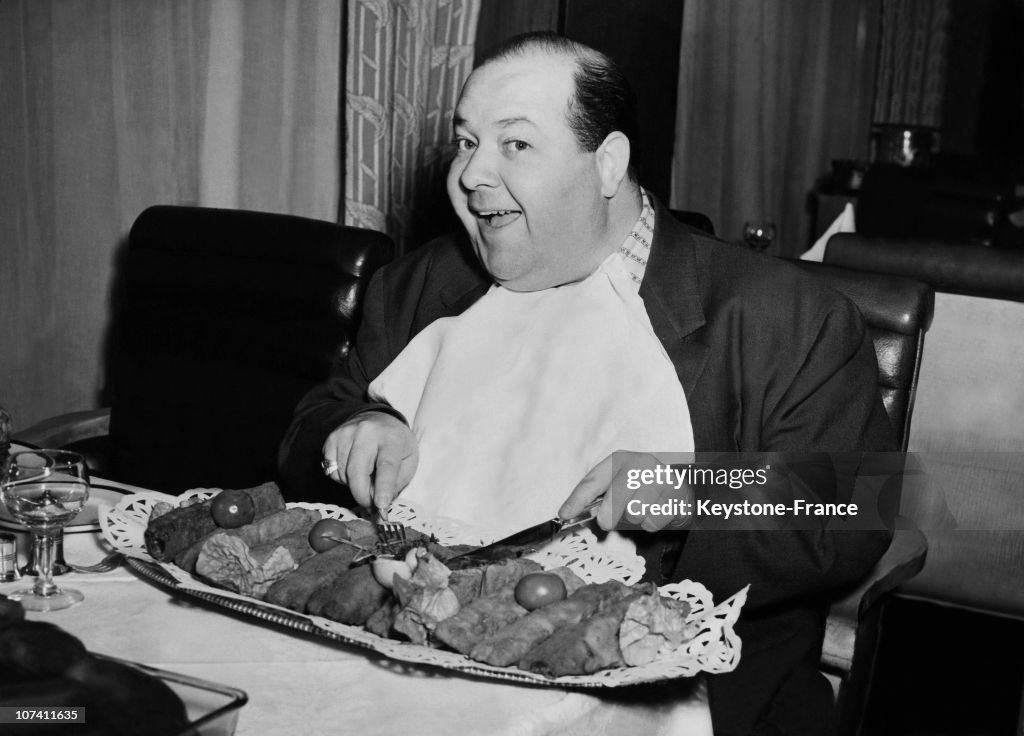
[321,411,418,512]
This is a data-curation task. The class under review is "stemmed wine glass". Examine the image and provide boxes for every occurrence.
[0,450,90,611]
[742,220,777,252]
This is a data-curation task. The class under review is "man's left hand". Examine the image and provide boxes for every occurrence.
[559,452,694,532]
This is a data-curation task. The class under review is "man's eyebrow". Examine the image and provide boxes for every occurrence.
[496,116,535,128]
[451,115,536,130]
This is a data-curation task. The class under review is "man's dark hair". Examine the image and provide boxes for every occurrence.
[480,32,639,179]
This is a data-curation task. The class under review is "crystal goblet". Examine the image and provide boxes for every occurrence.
[0,449,90,611]
[742,220,777,252]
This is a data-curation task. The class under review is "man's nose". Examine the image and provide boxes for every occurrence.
[458,147,499,190]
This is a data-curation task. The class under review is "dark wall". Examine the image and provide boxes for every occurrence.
[942,0,1024,178]
[475,0,561,60]
[561,1,683,203]
[974,0,1024,178]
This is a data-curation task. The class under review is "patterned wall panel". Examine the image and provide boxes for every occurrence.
[345,0,480,253]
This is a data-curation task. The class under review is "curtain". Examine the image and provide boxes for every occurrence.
[671,0,881,256]
[345,0,480,254]
[873,0,951,127]
[0,0,343,428]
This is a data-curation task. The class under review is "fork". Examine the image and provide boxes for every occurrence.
[351,508,407,564]
[68,551,124,574]
[376,507,406,548]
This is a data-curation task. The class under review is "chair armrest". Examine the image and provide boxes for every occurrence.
[823,528,928,672]
[839,528,928,621]
[13,408,111,448]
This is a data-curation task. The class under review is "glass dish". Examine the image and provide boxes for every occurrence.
[95,654,248,736]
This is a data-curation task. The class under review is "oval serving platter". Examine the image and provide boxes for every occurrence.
[102,489,746,688]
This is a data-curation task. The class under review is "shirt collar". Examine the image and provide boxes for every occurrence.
[617,188,655,290]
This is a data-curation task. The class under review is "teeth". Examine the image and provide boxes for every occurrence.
[478,209,516,217]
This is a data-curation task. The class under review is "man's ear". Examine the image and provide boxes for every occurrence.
[595,131,631,198]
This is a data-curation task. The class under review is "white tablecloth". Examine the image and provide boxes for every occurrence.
[1,492,713,736]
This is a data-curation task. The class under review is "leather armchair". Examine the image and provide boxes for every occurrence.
[16,205,394,496]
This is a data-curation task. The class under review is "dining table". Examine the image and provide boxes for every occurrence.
[0,461,715,736]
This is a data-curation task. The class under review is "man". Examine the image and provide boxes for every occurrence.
[280,32,894,735]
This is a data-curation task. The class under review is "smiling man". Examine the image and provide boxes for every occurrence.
[281,33,895,735]
[447,48,636,292]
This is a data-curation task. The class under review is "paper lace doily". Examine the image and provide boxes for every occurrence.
[101,490,746,686]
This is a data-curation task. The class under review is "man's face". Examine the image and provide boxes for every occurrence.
[447,54,610,292]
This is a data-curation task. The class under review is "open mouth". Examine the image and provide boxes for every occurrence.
[474,209,522,228]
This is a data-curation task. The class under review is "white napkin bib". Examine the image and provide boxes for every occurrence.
[801,203,856,262]
[368,255,694,540]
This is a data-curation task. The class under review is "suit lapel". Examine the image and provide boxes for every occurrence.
[440,278,490,315]
[640,198,711,398]
[442,233,492,314]
[413,234,491,331]
[636,199,713,580]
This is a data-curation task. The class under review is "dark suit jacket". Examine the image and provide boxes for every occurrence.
[280,196,896,735]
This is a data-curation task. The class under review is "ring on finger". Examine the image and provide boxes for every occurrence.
[321,459,339,475]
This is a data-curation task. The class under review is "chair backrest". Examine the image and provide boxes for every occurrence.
[105,205,393,494]
[826,232,1024,303]
[669,209,716,236]
[790,260,935,451]
[825,232,1024,619]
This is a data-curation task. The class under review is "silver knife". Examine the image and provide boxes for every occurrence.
[445,498,601,570]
